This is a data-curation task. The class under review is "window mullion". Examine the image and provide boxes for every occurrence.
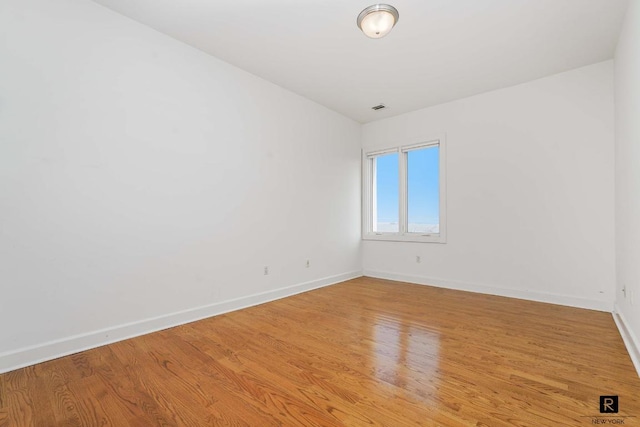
[371,157,377,232]
[398,148,407,234]
[362,151,371,235]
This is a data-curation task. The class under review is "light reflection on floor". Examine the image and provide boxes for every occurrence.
[372,314,441,405]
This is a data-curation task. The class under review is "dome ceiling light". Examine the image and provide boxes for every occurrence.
[357,4,399,39]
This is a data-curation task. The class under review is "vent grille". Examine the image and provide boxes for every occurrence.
[371,104,386,111]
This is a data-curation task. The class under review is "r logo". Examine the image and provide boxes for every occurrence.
[600,395,619,413]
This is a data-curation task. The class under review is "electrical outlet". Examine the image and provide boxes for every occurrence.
[306,260,310,268]
[416,255,421,263]
[622,286,627,298]
[264,266,269,275]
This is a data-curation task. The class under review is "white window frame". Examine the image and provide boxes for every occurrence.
[362,136,447,243]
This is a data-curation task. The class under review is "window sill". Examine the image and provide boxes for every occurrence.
[362,233,446,244]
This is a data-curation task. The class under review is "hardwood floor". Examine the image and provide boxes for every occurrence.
[1,277,639,426]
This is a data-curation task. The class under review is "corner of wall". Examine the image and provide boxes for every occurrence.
[613,304,640,377]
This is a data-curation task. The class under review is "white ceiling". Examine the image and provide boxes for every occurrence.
[91,0,629,123]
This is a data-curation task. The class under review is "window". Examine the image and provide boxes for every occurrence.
[362,137,446,243]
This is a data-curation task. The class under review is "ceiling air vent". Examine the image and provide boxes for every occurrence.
[371,104,386,111]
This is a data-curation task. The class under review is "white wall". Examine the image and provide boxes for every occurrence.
[614,0,640,372]
[0,0,361,372]
[362,61,616,311]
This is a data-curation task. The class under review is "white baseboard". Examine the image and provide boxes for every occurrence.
[613,304,640,378]
[363,270,614,312]
[0,270,362,374]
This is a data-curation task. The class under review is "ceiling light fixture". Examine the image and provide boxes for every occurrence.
[357,4,399,39]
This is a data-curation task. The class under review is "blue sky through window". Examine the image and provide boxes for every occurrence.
[408,146,439,231]
[375,153,398,230]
